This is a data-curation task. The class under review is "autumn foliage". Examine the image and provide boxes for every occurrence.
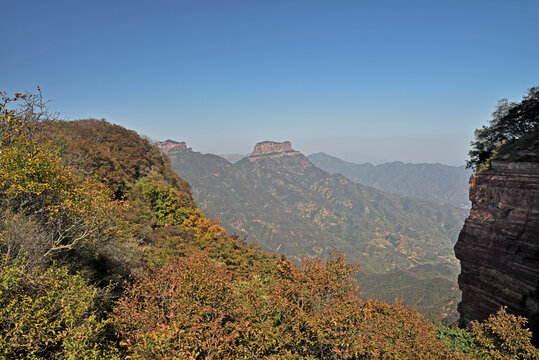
[470,307,539,359]
[42,118,193,202]
[112,251,472,359]
[0,96,129,271]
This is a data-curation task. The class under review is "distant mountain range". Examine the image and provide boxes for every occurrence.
[218,153,247,163]
[159,140,469,322]
[308,152,472,208]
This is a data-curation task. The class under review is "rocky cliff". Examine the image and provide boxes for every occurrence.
[157,140,189,156]
[249,141,300,160]
[455,151,539,343]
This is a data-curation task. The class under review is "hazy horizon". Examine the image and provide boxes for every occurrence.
[3,0,538,166]
[165,137,469,166]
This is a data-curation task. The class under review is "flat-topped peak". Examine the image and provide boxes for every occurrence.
[156,139,190,155]
[248,141,301,161]
[250,141,299,157]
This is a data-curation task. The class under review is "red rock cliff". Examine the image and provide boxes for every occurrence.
[157,140,189,156]
[248,141,300,160]
[454,153,539,344]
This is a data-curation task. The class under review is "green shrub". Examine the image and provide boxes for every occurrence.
[0,254,120,359]
[436,325,478,354]
[129,174,193,227]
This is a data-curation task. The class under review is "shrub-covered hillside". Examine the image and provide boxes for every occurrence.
[0,91,537,359]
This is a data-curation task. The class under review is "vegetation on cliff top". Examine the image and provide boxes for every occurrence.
[467,86,539,171]
[0,90,537,359]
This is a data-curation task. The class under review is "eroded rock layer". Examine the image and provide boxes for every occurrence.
[455,155,539,343]
[157,140,189,156]
[249,141,300,160]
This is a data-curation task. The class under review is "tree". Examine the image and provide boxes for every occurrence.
[466,87,539,171]
[471,307,539,360]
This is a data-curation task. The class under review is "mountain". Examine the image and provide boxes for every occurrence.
[308,152,472,208]
[159,140,469,322]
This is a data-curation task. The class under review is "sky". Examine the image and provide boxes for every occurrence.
[2,0,538,165]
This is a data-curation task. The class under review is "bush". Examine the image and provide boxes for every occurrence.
[0,114,132,278]
[113,252,465,359]
[0,254,120,359]
[436,325,478,354]
[129,174,194,227]
[0,134,129,259]
[471,307,539,360]
[112,252,237,359]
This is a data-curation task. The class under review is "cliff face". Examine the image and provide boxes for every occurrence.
[157,140,189,156]
[249,141,300,160]
[455,153,539,343]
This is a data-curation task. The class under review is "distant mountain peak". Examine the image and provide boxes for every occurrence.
[156,139,190,156]
[249,141,300,160]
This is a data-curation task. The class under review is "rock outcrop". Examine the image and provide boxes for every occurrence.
[248,141,300,160]
[157,140,189,156]
[454,151,539,344]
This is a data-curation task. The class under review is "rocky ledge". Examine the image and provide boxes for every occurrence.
[248,141,300,160]
[454,151,539,344]
[157,140,189,156]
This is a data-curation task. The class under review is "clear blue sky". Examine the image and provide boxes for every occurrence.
[2,0,538,165]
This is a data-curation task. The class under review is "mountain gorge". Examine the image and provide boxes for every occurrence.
[160,140,469,321]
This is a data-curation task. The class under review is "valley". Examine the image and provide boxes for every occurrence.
[159,139,469,322]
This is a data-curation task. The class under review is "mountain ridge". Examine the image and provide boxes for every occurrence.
[308,152,471,208]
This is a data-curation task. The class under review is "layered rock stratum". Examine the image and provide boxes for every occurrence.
[249,141,300,160]
[455,150,539,343]
[157,139,188,155]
